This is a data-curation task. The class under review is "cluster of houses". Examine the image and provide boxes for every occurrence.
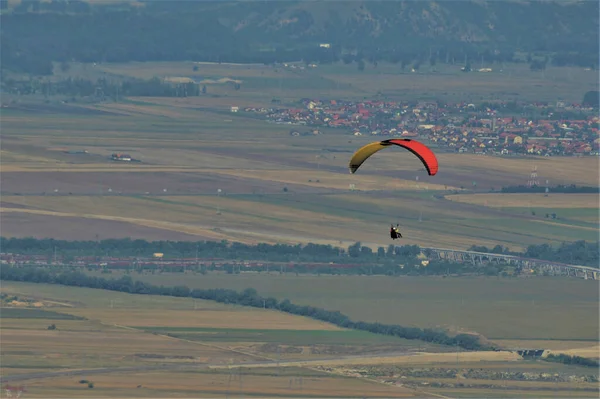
[242,99,599,156]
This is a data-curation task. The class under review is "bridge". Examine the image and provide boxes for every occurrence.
[421,247,599,280]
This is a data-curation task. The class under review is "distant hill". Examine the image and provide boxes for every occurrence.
[2,0,598,75]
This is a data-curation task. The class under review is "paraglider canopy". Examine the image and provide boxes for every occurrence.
[349,138,439,176]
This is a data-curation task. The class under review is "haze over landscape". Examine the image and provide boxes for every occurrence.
[0,0,599,398]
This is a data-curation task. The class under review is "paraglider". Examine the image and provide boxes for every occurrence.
[348,138,439,176]
[390,224,402,240]
[348,138,439,240]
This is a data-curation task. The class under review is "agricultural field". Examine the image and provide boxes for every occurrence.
[48,60,599,103]
[1,60,599,397]
[2,280,597,398]
[319,361,599,399]
[1,123,598,249]
[96,272,600,343]
[1,61,599,249]
[0,281,442,398]
[445,193,599,226]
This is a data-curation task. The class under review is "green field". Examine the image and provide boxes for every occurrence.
[0,308,85,320]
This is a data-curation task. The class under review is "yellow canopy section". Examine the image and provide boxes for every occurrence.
[348,141,389,173]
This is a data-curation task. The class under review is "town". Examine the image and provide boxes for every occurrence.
[243,99,599,156]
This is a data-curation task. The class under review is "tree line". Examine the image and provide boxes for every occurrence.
[2,76,205,99]
[2,237,598,270]
[2,237,479,277]
[0,264,491,351]
[543,353,599,368]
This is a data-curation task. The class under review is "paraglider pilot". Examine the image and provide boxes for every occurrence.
[390,224,402,240]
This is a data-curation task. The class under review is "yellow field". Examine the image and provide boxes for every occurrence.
[446,193,600,208]
[63,308,344,331]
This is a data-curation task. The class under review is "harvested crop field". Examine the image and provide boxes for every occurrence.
[23,368,418,398]
[446,193,600,208]
[3,175,598,248]
[0,210,206,241]
[0,282,440,398]
[63,308,343,331]
[0,170,334,196]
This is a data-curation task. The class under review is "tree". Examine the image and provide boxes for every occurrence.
[582,91,599,108]
[529,60,546,71]
[60,61,70,73]
[400,58,410,70]
[342,54,353,64]
[348,242,362,257]
[357,59,365,72]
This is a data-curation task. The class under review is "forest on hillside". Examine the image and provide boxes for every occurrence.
[2,0,598,75]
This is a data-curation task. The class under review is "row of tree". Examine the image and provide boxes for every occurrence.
[0,265,490,351]
[3,237,598,267]
[544,353,599,368]
[0,237,414,262]
[2,77,207,98]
